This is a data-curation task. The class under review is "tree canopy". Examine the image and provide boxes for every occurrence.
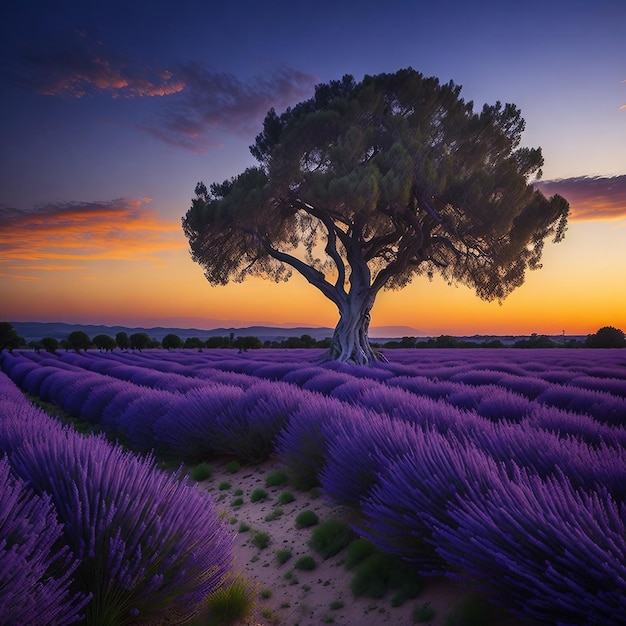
[183,68,569,364]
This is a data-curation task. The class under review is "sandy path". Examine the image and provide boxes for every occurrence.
[196,457,523,626]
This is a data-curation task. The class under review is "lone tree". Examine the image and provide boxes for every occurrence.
[183,68,569,364]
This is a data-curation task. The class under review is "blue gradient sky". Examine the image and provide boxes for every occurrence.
[1,0,624,335]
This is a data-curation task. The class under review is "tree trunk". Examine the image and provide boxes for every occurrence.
[320,293,384,365]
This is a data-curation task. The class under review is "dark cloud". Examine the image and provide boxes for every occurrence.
[535,175,626,221]
[16,29,184,98]
[141,64,319,152]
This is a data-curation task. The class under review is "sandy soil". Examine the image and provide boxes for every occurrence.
[197,457,524,626]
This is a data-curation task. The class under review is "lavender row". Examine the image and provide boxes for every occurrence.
[0,371,233,625]
[2,350,625,494]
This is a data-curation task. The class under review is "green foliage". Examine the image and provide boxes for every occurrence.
[294,556,317,571]
[251,531,270,549]
[264,508,284,521]
[67,330,92,352]
[278,491,295,504]
[41,337,60,353]
[184,68,570,364]
[295,510,319,529]
[162,333,183,349]
[129,332,152,350]
[330,600,344,610]
[0,322,23,352]
[204,576,254,626]
[265,469,289,487]
[308,518,356,559]
[445,594,494,626]
[344,538,376,569]
[275,549,292,565]
[250,488,269,502]
[238,522,250,532]
[586,325,626,348]
[92,334,117,352]
[231,497,244,507]
[413,603,436,623]
[189,462,212,481]
[218,481,231,491]
[115,331,130,350]
[225,460,241,473]
[350,551,424,602]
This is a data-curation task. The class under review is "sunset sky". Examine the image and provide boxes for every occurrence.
[1,0,625,337]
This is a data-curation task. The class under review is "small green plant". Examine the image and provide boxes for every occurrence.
[278,491,295,504]
[265,469,289,487]
[225,460,241,473]
[250,488,269,502]
[301,584,311,592]
[218,481,231,491]
[350,550,424,602]
[413,602,436,623]
[295,510,319,529]
[229,517,238,525]
[294,556,316,571]
[189,462,212,481]
[309,518,355,559]
[445,594,493,626]
[345,538,376,569]
[238,521,250,532]
[233,488,243,496]
[264,507,284,522]
[231,497,244,507]
[260,588,272,599]
[280,601,291,608]
[275,548,292,565]
[251,530,270,549]
[329,600,344,610]
[204,575,254,626]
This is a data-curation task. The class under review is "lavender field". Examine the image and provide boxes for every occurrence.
[1,347,625,625]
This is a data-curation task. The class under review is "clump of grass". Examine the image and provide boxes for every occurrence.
[265,469,289,488]
[250,488,269,502]
[295,510,319,529]
[413,602,436,623]
[260,588,272,599]
[251,530,270,550]
[445,594,493,626]
[294,556,316,571]
[330,600,344,610]
[218,481,231,491]
[225,460,241,473]
[264,508,284,522]
[350,550,424,603]
[233,488,243,496]
[204,575,254,626]
[275,548,292,565]
[238,522,250,533]
[278,491,295,504]
[189,462,212,481]
[345,538,376,570]
[309,518,355,559]
[231,497,244,507]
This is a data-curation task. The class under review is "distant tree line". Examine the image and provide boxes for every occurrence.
[1,322,625,353]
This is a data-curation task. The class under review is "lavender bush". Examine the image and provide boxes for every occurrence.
[9,430,233,625]
[431,467,626,624]
[0,457,90,626]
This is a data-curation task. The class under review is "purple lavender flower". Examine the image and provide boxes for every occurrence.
[0,456,89,625]
[10,430,233,625]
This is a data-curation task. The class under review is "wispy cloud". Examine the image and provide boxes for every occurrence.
[141,63,318,152]
[0,198,184,280]
[15,29,318,152]
[535,175,626,221]
[17,29,184,98]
